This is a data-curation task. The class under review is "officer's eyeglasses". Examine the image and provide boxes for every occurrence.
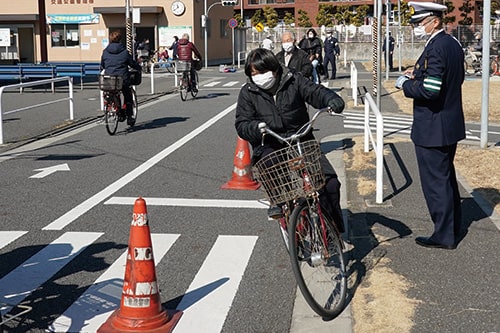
[412,18,435,28]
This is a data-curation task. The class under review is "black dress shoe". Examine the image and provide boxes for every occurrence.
[415,237,457,250]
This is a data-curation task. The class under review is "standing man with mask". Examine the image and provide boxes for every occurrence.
[275,31,312,78]
[395,2,465,249]
[323,29,340,80]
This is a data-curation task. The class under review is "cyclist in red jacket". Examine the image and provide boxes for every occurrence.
[177,33,202,92]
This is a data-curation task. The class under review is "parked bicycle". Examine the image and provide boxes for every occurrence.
[98,74,138,135]
[176,60,199,101]
[463,46,500,76]
[253,107,347,320]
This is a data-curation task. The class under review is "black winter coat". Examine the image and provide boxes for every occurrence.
[235,67,344,150]
[100,42,141,83]
[275,46,313,79]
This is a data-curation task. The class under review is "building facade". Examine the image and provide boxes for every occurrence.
[0,0,235,64]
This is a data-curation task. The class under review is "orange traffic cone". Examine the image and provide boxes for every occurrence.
[98,197,182,333]
[221,136,261,190]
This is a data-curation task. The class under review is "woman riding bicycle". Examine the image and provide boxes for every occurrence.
[235,48,345,232]
[177,33,202,92]
[100,30,142,125]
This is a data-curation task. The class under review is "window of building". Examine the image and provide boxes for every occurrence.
[50,24,80,47]
[220,19,229,38]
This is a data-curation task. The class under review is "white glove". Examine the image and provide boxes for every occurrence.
[395,75,410,89]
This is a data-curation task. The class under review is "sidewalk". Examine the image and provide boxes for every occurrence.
[339,66,500,332]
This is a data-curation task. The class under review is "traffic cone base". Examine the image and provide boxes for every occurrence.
[98,197,183,333]
[98,309,182,333]
[221,137,261,190]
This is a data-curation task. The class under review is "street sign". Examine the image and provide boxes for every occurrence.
[255,22,264,32]
[228,18,238,29]
[0,28,10,47]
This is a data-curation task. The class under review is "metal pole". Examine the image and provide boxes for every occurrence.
[204,0,208,69]
[480,0,491,148]
[232,28,235,65]
[385,0,390,80]
[398,0,401,72]
[376,0,382,108]
[69,77,74,120]
[125,0,132,55]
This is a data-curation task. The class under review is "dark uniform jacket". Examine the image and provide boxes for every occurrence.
[235,67,344,151]
[100,42,141,83]
[402,30,466,147]
[324,36,340,56]
[275,46,312,78]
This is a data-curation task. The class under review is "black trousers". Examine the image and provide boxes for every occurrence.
[415,144,462,246]
[323,53,337,79]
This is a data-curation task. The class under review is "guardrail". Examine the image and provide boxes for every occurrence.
[0,76,74,145]
[350,61,358,107]
[363,92,384,204]
[237,51,246,68]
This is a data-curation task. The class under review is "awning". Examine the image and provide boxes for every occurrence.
[0,14,38,21]
[93,7,163,14]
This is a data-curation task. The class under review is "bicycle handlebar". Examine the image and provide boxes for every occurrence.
[259,107,344,146]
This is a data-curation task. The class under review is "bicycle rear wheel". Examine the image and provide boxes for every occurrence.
[128,88,138,127]
[191,71,199,98]
[105,94,120,135]
[179,73,188,101]
[288,200,347,319]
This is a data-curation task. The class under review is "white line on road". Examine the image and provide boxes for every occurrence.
[222,81,239,87]
[104,197,267,209]
[173,235,258,333]
[0,232,103,316]
[203,81,221,87]
[48,233,180,333]
[0,231,28,250]
[43,104,237,230]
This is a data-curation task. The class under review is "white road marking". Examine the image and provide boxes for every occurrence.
[173,235,258,333]
[203,81,221,87]
[30,163,70,179]
[0,231,28,249]
[222,81,239,87]
[104,197,267,209]
[0,232,103,316]
[43,104,236,230]
[48,233,180,333]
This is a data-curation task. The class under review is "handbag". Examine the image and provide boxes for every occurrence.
[129,69,142,85]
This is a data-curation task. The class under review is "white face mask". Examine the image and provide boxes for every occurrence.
[282,42,294,53]
[308,33,314,39]
[326,33,332,37]
[252,71,276,90]
[413,25,428,39]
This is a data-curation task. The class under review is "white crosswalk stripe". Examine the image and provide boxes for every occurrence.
[1,231,259,332]
[343,110,479,140]
[0,232,104,317]
[222,81,240,87]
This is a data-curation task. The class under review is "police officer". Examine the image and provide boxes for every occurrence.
[382,32,395,71]
[323,29,340,80]
[395,2,465,249]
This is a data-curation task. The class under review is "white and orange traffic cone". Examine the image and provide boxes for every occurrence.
[98,197,182,333]
[221,136,261,190]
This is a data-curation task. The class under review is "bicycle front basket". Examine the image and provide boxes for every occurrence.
[98,74,123,91]
[176,60,191,72]
[253,140,325,205]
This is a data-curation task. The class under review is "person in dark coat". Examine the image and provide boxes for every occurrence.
[275,31,312,79]
[298,28,323,84]
[100,30,142,125]
[382,32,395,71]
[396,2,466,249]
[177,33,202,91]
[169,35,179,59]
[235,48,345,232]
[323,29,340,80]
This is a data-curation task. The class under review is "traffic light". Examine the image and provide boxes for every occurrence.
[222,0,237,6]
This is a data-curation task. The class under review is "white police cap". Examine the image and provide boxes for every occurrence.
[408,2,447,23]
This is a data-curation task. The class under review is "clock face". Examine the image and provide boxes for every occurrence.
[171,1,186,16]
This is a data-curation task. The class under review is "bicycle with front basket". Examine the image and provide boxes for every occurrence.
[176,60,199,101]
[98,73,138,135]
[253,107,347,320]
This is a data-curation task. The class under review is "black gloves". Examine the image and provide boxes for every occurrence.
[328,97,345,114]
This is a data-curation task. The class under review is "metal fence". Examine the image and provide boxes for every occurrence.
[246,24,500,52]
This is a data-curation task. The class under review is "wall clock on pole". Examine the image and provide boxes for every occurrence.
[171,1,186,16]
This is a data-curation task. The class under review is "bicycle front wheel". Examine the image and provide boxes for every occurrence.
[288,200,347,319]
[105,94,120,135]
[179,73,188,101]
[191,71,199,98]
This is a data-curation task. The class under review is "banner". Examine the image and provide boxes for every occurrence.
[47,14,99,24]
